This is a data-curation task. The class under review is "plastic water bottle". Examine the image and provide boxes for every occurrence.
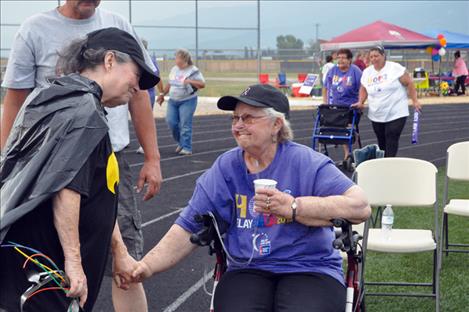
[381,204,394,240]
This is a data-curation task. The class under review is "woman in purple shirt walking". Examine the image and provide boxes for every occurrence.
[323,48,363,163]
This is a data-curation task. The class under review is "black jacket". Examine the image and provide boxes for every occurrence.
[0,74,109,242]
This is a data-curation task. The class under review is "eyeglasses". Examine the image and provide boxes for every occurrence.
[231,114,269,125]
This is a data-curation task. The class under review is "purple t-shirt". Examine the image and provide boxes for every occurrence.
[325,64,362,106]
[176,141,354,284]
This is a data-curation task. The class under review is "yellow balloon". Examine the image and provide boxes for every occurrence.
[426,46,433,54]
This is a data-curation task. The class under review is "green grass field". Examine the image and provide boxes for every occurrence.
[198,81,252,97]
[157,71,306,97]
[363,168,469,311]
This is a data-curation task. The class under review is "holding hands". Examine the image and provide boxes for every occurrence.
[131,260,153,283]
[112,251,140,290]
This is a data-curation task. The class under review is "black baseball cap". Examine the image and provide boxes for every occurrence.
[217,84,290,118]
[85,27,160,90]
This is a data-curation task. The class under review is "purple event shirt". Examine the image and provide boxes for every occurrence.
[175,141,354,284]
[325,64,362,106]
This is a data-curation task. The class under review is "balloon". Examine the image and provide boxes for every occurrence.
[438,47,446,56]
[432,48,439,55]
[432,54,441,62]
[437,34,444,39]
[426,46,433,54]
[440,38,447,47]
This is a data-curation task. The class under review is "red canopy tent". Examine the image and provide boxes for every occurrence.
[321,20,438,51]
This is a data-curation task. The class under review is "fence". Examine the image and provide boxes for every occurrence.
[0,0,458,85]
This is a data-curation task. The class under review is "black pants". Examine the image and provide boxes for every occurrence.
[371,116,407,157]
[213,269,345,312]
[453,75,467,95]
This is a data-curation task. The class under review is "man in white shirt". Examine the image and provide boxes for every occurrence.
[0,1,162,311]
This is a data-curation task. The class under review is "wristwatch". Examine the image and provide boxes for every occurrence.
[291,198,298,222]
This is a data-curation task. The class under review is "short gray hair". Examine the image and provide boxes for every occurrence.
[175,48,193,66]
[56,36,133,75]
[263,108,293,143]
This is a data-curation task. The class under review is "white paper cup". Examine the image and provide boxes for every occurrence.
[254,179,277,192]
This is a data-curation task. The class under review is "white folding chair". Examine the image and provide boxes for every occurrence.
[441,141,469,259]
[355,157,440,311]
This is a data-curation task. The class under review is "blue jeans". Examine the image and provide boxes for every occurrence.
[166,96,198,152]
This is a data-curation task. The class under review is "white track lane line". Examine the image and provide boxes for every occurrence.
[129,148,232,168]
[142,208,183,228]
[130,128,231,142]
[156,137,234,149]
[132,169,209,190]
[162,270,214,312]
[163,169,208,182]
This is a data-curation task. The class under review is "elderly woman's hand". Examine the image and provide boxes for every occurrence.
[254,188,295,220]
[113,251,139,290]
[131,260,153,283]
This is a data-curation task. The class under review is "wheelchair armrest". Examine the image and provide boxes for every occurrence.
[189,214,217,246]
[331,218,362,254]
[189,214,227,262]
[332,218,351,229]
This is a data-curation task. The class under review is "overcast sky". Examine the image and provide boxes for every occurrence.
[1,0,468,55]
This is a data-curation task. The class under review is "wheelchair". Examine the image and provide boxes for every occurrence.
[190,213,365,312]
[311,104,362,172]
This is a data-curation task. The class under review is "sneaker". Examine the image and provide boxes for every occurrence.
[175,145,183,153]
[136,146,144,154]
[179,149,192,156]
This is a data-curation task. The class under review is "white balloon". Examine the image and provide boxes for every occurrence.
[438,48,446,56]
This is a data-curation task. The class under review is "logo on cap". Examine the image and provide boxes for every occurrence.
[241,87,251,96]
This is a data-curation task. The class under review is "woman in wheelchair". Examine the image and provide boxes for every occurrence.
[322,48,363,163]
[131,85,371,312]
